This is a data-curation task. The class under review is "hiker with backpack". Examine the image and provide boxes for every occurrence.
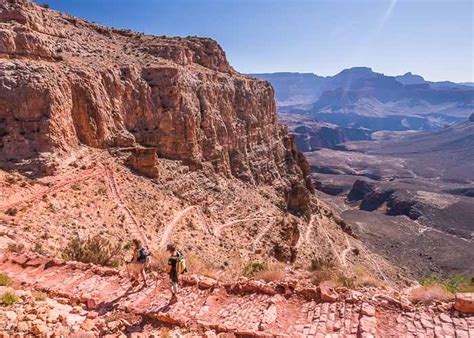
[128,239,150,287]
[166,241,186,304]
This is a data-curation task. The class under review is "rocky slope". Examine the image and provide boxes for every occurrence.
[0,0,406,286]
[0,0,309,192]
[1,252,473,337]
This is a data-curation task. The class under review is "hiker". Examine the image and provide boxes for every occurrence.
[166,241,186,303]
[128,239,149,287]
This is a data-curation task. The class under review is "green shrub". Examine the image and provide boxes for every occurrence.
[0,291,18,305]
[420,274,473,293]
[62,235,122,267]
[0,273,12,286]
[243,261,267,277]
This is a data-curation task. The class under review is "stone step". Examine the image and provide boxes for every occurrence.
[1,252,473,336]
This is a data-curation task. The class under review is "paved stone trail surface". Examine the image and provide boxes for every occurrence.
[0,253,473,337]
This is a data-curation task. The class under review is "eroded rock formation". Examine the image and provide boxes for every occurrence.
[127,147,159,178]
[0,0,309,199]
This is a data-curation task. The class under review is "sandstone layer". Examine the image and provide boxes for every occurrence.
[0,0,308,194]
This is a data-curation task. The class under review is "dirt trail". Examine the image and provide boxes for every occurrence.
[106,168,148,245]
[295,215,315,249]
[316,215,343,266]
[1,252,470,337]
[251,218,278,250]
[214,216,276,237]
[0,168,103,211]
[159,206,196,248]
[341,235,352,267]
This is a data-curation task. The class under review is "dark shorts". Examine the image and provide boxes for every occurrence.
[170,272,178,283]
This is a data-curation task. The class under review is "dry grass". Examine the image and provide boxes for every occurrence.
[0,273,12,286]
[311,263,384,289]
[311,267,339,286]
[351,265,384,288]
[409,284,453,304]
[187,255,218,279]
[160,328,171,338]
[254,263,285,282]
[32,290,47,301]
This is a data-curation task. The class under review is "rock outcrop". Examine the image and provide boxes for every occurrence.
[126,147,159,178]
[0,0,309,194]
[455,293,474,314]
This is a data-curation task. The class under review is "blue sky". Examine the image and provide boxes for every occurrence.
[38,0,473,82]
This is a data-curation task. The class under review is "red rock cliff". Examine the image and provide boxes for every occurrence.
[0,0,309,190]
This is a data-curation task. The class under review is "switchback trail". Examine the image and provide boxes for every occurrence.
[214,216,277,237]
[159,206,197,248]
[0,252,471,337]
[106,168,148,245]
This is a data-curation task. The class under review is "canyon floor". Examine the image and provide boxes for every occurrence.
[306,119,474,278]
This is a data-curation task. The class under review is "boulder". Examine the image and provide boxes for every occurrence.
[319,285,338,302]
[197,276,218,289]
[454,293,474,314]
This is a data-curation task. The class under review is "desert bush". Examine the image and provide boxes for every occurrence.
[0,273,12,286]
[410,284,453,304]
[7,243,24,253]
[351,265,384,288]
[62,235,122,267]
[187,255,218,279]
[311,267,338,286]
[310,254,335,271]
[0,291,18,305]
[420,274,473,293]
[32,290,47,301]
[243,261,267,277]
[254,262,285,282]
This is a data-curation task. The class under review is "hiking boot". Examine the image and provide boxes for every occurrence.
[169,294,178,304]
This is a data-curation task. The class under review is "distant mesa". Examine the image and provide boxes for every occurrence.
[252,68,474,133]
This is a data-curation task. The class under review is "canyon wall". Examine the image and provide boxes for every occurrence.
[0,0,310,191]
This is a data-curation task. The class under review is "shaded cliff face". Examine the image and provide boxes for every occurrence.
[0,0,307,187]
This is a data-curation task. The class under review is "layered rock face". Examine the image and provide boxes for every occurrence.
[0,0,308,189]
